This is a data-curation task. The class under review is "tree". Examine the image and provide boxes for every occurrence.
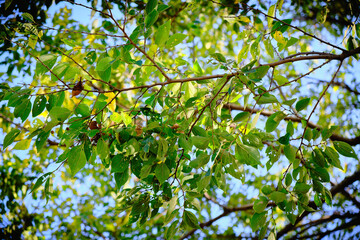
[1,0,360,239]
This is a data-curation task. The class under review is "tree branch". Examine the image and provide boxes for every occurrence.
[180,201,276,239]
[297,215,360,239]
[292,212,358,238]
[277,169,360,239]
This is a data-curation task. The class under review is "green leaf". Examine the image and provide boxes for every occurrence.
[324,147,343,170]
[121,112,132,126]
[13,139,31,150]
[67,146,87,177]
[248,65,270,81]
[75,104,91,117]
[278,133,290,145]
[321,125,338,140]
[233,111,250,122]
[261,185,272,195]
[111,155,128,173]
[284,144,296,162]
[145,10,159,28]
[197,175,211,192]
[31,172,52,193]
[165,33,187,49]
[158,4,170,12]
[7,88,30,107]
[295,98,310,112]
[191,136,209,149]
[28,35,37,49]
[183,210,200,229]
[189,152,210,169]
[155,20,171,46]
[250,40,260,58]
[14,98,32,122]
[115,169,129,190]
[274,74,288,85]
[267,4,275,27]
[241,59,257,72]
[312,148,326,167]
[146,0,158,14]
[283,98,297,106]
[157,137,168,160]
[155,163,170,184]
[22,13,35,22]
[264,39,274,58]
[286,122,294,135]
[210,53,226,63]
[35,54,57,75]
[333,141,358,159]
[255,93,278,104]
[192,126,207,137]
[265,111,286,132]
[35,130,50,152]
[304,128,313,141]
[51,62,69,82]
[110,112,121,123]
[49,106,71,122]
[165,196,178,222]
[97,138,109,162]
[250,212,267,231]
[165,220,178,240]
[294,182,311,194]
[253,196,269,213]
[238,45,249,61]
[3,129,21,149]
[236,143,261,167]
[269,191,286,203]
[32,95,47,117]
[96,57,113,82]
[140,164,152,179]
[285,173,292,186]
[179,135,191,151]
[312,167,330,182]
[5,0,13,10]
[193,59,203,75]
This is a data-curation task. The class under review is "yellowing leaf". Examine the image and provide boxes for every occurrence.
[274,31,286,45]
[121,112,132,126]
[268,5,275,28]
[73,46,82,52]
[104,92,117,112]
[13,139,32,150]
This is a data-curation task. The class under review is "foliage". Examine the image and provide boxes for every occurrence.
[1,0,360,239]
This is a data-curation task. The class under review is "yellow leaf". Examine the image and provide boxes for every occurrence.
[274,31,286,45]
[13,139,32,150]
[104,92,117,112]
[238,16,250,23]
[251,111,261,130]
[86,34,96,44]
[73,46,82,52]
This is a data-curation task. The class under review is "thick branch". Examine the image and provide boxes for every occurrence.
[277,169,360,239]
[180,201,276,240]
[292,212,358,238]
[223,103,360,146]
[297,215,360,239]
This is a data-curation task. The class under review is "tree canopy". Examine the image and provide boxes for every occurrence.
[1,0,360,239]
